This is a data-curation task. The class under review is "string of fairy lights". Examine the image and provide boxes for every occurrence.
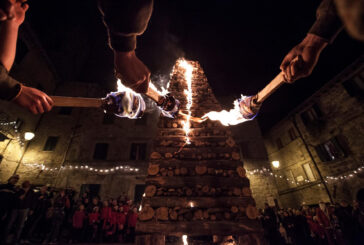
[247,163,364,186]
[22,163,140,175]
[0,119,26,147]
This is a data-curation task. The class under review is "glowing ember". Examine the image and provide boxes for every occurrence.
[182,235,188,245]
[202,95,254,126]
[179,60,194,144]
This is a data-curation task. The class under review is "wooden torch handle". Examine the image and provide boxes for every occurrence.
[256,72,286,104]
[50,96,104,108]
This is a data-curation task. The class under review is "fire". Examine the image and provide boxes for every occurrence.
[201,95,253,126]
[179,60,194,144]
[182,235,188,245]
[148,80,170,96]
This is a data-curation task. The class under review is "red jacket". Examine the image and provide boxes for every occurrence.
[88,212,100,225]
[306,215,325,238]
[123,204,130,214]
[116,212,126,225]
[101,206,112,220]
[73,210,85,228]
[316,208,332,228]
[127,212,138,227]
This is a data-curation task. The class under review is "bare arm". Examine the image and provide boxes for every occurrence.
[0,20,19,71]
[0,0,28,71]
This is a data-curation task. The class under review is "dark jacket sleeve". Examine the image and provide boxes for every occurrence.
[308,0,343,43]
[98,0,153,52]
[0,64,21,100]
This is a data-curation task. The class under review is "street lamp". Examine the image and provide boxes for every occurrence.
[272,160,280,168]
[24,132,35,141]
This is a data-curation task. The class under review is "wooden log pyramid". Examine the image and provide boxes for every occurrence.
[137,59,263,243]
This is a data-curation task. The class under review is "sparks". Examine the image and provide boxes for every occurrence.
[179,59,194,144]
[201,95,253,126]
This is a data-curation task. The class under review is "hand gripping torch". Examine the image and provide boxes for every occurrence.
[50,85,180,119]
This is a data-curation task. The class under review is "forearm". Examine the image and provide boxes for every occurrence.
[98,0,153,51]
[0,21,19,71]
[0,63,21,100]
[309,0,343,43]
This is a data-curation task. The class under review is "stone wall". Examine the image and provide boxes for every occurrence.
[264,57,364,208]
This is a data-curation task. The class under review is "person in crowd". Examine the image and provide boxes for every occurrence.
[99,200,111,242]
[4,180,34,244]
[126,206,138,243]
[44,189,67,244]
[316,202,335,245]
[87,197,100,213]
[116,206,126,242]
[87,206,100,242]
[0,174,19,226]
[23,185,51,243]
[71,204,86,243]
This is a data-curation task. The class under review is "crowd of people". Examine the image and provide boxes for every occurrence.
[259,189,364,245]
[0,175,139,244]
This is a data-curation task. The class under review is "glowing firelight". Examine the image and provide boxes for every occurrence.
[138,205,142,212]
[182,235,188,245]
[202,95,253,126]
[179,60,194,144]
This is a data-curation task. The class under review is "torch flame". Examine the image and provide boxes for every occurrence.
[182,235,188,245]
[179,59,194,144]
[201,95,253,126]
[148,80,170,96]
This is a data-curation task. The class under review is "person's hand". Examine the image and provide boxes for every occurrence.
[0,0,14,21]
[0,0,28,25]
[12,85,54,114]
[114,50,151,93]
[280,34,327,83]
[10,0,28,26]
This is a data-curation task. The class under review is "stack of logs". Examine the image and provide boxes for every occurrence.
[136,60,263,245]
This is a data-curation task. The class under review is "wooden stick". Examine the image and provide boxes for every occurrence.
[256,72,286,104]
[51,96,103,108]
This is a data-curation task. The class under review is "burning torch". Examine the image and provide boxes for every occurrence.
[50,80,180,119]
[202,71,288,125]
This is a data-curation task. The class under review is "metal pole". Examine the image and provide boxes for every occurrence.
[291,116,333,204]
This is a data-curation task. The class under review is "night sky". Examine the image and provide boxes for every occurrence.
[25,0,363,132]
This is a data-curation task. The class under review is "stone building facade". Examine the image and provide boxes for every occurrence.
[264,56,364,208]
[0,25,277,206]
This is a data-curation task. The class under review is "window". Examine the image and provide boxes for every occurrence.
[93,143,109,160]
[135,114,148,125]
[315,136,347,162]
[342,75,364,99]
[58,107,73,115]
[301,104,322,126]
[103,113,115,124]
[276,138,283,149]
[288,128,297,141]
[130,143,147,160]
[303,163,316,181]
[43,136,59,151]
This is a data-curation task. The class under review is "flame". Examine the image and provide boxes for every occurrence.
[182,235,188,245]
[138,205,142,212]
[179,60,194,144]
[201,95,253,126]
[149,81,170,96]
